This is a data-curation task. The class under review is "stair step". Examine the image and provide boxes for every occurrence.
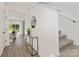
[59,39,73,51]
[59,34,67,40]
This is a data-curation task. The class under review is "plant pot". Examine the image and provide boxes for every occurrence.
[28,31,30,35]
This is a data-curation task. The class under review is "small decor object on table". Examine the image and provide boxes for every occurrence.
[27,27,31,35]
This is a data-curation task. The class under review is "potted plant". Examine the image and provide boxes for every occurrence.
[27,27,31,35]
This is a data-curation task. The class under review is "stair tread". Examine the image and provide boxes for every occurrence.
[59,39,73,48]
[59,34,67,40]
[59,34,66,37]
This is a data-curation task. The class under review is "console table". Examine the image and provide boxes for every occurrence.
[26,35,39,56]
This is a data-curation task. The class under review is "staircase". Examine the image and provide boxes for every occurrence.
[59,31,73,52]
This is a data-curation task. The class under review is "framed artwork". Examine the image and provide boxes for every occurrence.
[31,16,37,28]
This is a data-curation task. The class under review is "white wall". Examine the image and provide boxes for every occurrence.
[29,5,59,57]
[59,14,79,45]
[0,3,5,55]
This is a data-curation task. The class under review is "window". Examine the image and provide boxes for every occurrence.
[9,24,20,33]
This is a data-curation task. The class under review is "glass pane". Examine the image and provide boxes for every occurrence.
[9,24,20,33]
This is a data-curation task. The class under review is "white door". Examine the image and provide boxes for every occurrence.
[0,3,9,55]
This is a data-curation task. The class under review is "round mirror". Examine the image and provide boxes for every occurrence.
[31,16,36,28]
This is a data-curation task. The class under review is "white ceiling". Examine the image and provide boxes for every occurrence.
[5,2,34,9]
[5,2,79,20]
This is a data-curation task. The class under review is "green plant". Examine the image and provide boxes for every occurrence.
[27,27,31,32]
[27,27,32,35]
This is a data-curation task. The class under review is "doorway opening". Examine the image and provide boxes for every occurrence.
[8,19,24,45]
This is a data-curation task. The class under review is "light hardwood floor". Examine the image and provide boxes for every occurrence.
[60,44,79,57]
[1,42,39,57]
